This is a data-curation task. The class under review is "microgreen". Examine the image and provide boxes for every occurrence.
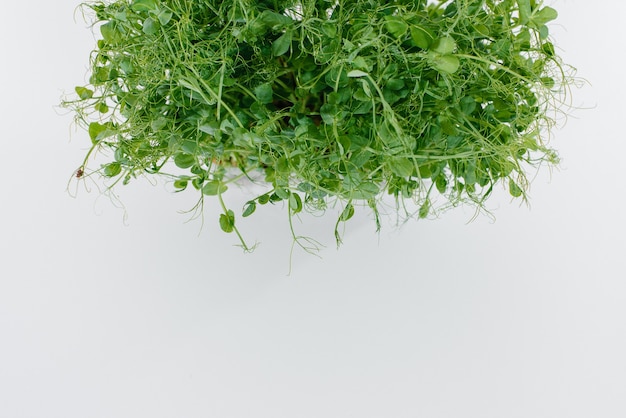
[64,0,574,251]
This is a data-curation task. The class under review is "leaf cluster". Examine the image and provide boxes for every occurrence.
[64,0,573,250]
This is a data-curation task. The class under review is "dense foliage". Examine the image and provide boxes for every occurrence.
[66,0,571,250]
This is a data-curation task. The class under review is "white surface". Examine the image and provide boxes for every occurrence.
[1,1,625,417]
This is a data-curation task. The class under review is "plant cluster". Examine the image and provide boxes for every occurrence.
[65,0,572,250]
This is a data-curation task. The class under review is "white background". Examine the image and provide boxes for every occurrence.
[1,1,625,417]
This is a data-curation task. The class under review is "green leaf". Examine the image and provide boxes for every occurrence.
[151,117,167,132]
[459,96,477,115]
[92,66,112,84]
[354,182,379,200]
[258,194,270,205]
[219,210,235,233]
[289,192,303,214]
[447,135,463,148]
[390,157,414,177]
[517,0,531,25]
[157,10,173,26]
[386,79,405,91]
[119,58,134,75]
[321,22,337,38]
[181,140,198,155]
[542,42,555,57]
[509,180,524,197]
[242,201,256,217]
[440,119,458,135]
[254,84,273,104]
[339,203,355,221]
[173,179,188,190]
[75,86,93,100]
[190,165,204,176]
[541,77,555,88]
[275,156,290,174]
[199,121,219,136]
[173,153,196,169]
[384,16,408,38]
[359,80,372,98]
[88,122,114,144]
[100,22,119,43]
[432,37,457,54]
[142,17,159,35]
[103,162,121,177]
[352,57,369,71]
[192,177,204,190]
[435,176,448,194]
[418,162,433,178]
[259,11,293,30]
[272,31,292,57]
[463,161,477,184]
[96,102,109,113]
[320,103,338,125]
[274,188,290,200]
[431,55,460,74]
[410,26,434,49]
[202,180,228,196]
[114,10,129,22]
[220,119,234,134]
[492,39,512,59]
[532,6,558,27]
[516,28,531,48]
[473,24,490,37]
[130,0,158,12]
[325,67,349,88]
[376,123,394,147]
